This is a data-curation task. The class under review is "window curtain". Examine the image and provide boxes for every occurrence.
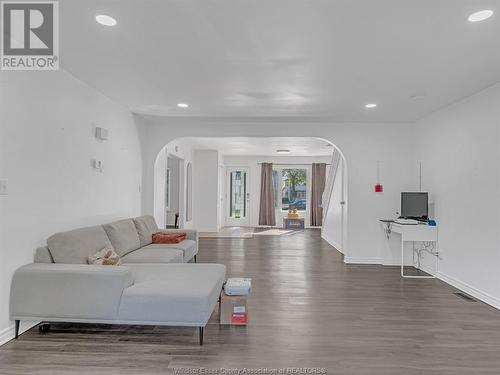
[310,163,327,226]
[259,163,276,226]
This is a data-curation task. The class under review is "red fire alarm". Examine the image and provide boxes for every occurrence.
[375,161,383,193]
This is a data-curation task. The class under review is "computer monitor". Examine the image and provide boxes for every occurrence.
[401,192,428,220]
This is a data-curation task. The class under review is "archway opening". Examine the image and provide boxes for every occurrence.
[153,137,348,253]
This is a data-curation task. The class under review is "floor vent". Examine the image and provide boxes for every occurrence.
[454,292,477,302]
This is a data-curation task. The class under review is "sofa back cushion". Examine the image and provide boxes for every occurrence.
[133,215,159,247]
[102,219,141,257]
[47,226,113,264]
[34,246,54,263]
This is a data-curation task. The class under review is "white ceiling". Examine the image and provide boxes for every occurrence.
[175,137,334,157]
[60,0,500,121]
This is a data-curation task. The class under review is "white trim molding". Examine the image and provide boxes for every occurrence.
[321,233,341,253]
[0,321,39,346]
[343,256,382,264]
[436,271,500,310]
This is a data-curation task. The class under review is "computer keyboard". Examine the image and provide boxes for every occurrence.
[394,218,420,225]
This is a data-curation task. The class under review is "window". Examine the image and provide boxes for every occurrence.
[274,168,307,211]
[229,170,247,218]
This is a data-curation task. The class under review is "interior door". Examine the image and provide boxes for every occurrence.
[226,168,250,226]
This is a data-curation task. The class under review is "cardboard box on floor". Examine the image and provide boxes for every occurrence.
[220,294,248,325]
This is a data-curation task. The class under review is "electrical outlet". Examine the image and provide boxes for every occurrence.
[0,180,8,195]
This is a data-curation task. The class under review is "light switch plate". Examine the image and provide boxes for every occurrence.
[0,180,8,195]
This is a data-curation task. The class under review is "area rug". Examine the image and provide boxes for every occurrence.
[199,227,255,239]
[253,229,298,236]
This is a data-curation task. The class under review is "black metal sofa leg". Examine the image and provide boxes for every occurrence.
[14,320,20,339]
[194,255,197,263]
[199,327,204,346]
[38,323,50,333]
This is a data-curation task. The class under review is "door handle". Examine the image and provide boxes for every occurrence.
[340,201,346,205]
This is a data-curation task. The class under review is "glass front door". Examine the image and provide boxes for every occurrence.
[226,168,250,226]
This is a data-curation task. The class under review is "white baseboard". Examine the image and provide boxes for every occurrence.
[436,271,500,310]
[320,233,342,253]
[412,263,500,311]
[344,256,382,264]
[0,321,39,346]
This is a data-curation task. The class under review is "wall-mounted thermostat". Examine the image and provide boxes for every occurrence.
[92,159,103,172]
[0,180,8,195]
[95,127,108,141]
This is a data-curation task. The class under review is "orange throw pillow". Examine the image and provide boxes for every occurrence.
[152,232,187,244]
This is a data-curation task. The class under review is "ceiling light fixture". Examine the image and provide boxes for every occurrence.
[276,149,291,154]
[365,103,377,109]
[468,10,494,22]
[177,103,189,108]
[95,14,117,26]
[410,94,426,100]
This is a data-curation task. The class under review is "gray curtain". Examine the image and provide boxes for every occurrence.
[311,163,327,226]
[259,163,276,226]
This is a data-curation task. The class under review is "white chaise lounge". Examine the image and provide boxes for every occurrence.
[9,216,226,345]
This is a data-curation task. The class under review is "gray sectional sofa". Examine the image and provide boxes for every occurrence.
[35,215,198,264]
[10,215,226,345]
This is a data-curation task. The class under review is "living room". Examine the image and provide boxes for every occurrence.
[0,0,499,373]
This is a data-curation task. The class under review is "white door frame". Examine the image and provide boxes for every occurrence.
[225,167,250,227]
[340,160,345,251]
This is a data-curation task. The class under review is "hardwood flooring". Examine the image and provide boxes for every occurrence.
[1,229,500,374]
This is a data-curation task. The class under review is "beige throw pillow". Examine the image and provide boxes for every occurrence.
[87,247,122,266]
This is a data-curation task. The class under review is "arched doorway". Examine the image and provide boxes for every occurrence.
[152,137,348,254]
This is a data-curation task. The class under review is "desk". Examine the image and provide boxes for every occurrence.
[382,221,438,279]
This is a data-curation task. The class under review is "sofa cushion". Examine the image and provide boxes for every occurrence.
[34,246,54,263]
[10,263,134,320]
[47,226,113,264]
[133,215,159,247]
[142,240,197,262]
[118,264,226,325]
[102,219,141,257]
[121,248,183,264]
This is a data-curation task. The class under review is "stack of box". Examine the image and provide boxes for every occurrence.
[220,278,251,325]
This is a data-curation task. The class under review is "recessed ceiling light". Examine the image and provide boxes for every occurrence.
[468,10,494,22]
[365,103,377,109]
[177,103,189,108]
[96,15,117,26]
[276,149,290,154]
[410,94,426,100]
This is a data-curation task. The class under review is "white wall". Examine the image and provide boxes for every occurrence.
[193,150,220,232]
[414,83,500,308]
[166,156,180,226]
[0,70,143,344]
[222,155,331,228]
[139,119,415,264]
[153,147,167,228]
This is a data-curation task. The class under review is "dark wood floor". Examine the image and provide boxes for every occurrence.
[1,229,500,374]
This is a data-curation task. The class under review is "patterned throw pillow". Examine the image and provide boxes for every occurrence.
[87,247,122,266]
[152,232,187,244]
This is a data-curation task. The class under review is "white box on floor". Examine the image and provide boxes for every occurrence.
[224,278,252,295]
